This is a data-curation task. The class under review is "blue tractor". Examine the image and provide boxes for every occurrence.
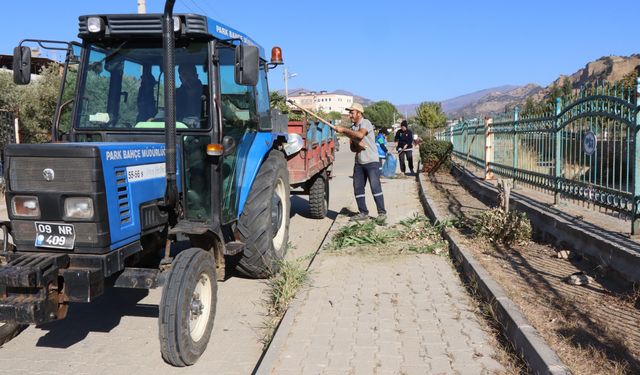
[0,1,290,366]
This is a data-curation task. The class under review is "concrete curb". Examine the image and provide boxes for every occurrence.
[253,214,342,375]
[417,172,572,375]
[450,165,640,284]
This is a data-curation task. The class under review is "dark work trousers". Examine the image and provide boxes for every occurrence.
[353,162,386,215]
[398,149,414,173]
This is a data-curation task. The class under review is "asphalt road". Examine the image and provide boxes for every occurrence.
[0,144,358,374]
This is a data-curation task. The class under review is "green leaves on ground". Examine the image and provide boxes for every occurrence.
[330,214,454,255]
[331,221,397,249]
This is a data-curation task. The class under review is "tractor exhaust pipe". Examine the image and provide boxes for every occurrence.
[162,0,178,212]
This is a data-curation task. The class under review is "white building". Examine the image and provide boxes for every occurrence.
[288,90,354,114]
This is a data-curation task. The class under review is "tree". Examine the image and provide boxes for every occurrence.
[269,91,302,121]
[269,91,288,114]
[14,64,62,143]
[523,97,535,114]
[414,102,447,129]
[620,70,638,92]
[363,100,399,128]
[547,82,562,105]
[326,111,342,121]
[561,76,572,98]
[0,71,20,110]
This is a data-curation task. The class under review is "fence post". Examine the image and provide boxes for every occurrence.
[554,97,563,205]
[512,106,520,185]
[484,117,494,180]
[450,125,453,146]
[14,115,20,144]
[632,78,640,235]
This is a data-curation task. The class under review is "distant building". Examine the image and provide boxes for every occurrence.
[0,53,61,73]
[288,90,354,114]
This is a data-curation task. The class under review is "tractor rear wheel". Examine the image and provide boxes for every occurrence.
[236,151,290,278]
[159,248,217,366]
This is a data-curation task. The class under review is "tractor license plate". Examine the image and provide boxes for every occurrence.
[34,222,75,250]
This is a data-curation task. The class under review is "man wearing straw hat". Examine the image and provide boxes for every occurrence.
[334,103,387,222]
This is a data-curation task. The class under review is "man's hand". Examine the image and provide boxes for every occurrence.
[350,140,367,152]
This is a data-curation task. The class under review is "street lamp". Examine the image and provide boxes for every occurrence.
[283,66,298,101]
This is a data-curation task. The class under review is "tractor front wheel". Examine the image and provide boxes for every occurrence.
[159,248,217,366]
[0,322,23,346]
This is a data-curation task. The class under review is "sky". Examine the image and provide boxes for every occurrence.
[1,0,638,105]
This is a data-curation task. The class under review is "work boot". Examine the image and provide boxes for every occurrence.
[349,212,369,222]
[376,213,387,224]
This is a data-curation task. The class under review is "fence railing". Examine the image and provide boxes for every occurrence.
[437,78,640,234]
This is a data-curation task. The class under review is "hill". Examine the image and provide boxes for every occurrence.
[396,85,521,118]
[442,54,640,119]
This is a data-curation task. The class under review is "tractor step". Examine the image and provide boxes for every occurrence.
[224,241,245,256]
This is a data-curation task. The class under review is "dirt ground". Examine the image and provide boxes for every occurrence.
[423,169,640,375]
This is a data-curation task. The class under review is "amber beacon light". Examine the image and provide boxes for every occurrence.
[270,46,283,65]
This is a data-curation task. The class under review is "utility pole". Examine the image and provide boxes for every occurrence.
[137,0,146,14]
[284,66,289,101]
[283,66,298,101]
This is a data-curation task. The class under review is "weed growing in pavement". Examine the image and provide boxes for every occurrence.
[259,257,310,347]
[473,208,532,246]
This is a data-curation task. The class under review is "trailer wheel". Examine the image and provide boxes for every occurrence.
[159,248,217,367]
[237,151,290,278]
[308,172,329,219]
[0,322,23,346]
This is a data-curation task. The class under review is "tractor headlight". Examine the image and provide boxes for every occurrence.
[87,17,104,33]
[11,196,41,218]
[173,16,181,32]
[64,197,94,219]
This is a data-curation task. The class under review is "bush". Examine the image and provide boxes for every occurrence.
[0,64,61,143]
[473,208,532,246]
[419,138,452,173]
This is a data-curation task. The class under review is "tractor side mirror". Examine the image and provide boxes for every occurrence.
[13,46,32,85]
[222,135,236,156]
[234,44,259,86]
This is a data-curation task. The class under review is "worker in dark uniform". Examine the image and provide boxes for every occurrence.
[394,120,414,175]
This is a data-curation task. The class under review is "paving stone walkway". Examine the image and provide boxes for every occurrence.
[268,177,504,375]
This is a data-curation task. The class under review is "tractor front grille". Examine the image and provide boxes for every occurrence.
[9,157,97,193]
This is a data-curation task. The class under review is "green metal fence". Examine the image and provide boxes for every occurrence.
[437,78,640,234]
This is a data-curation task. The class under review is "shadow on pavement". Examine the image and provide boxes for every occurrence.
[35,288,156,348]
[290,195,338,220]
